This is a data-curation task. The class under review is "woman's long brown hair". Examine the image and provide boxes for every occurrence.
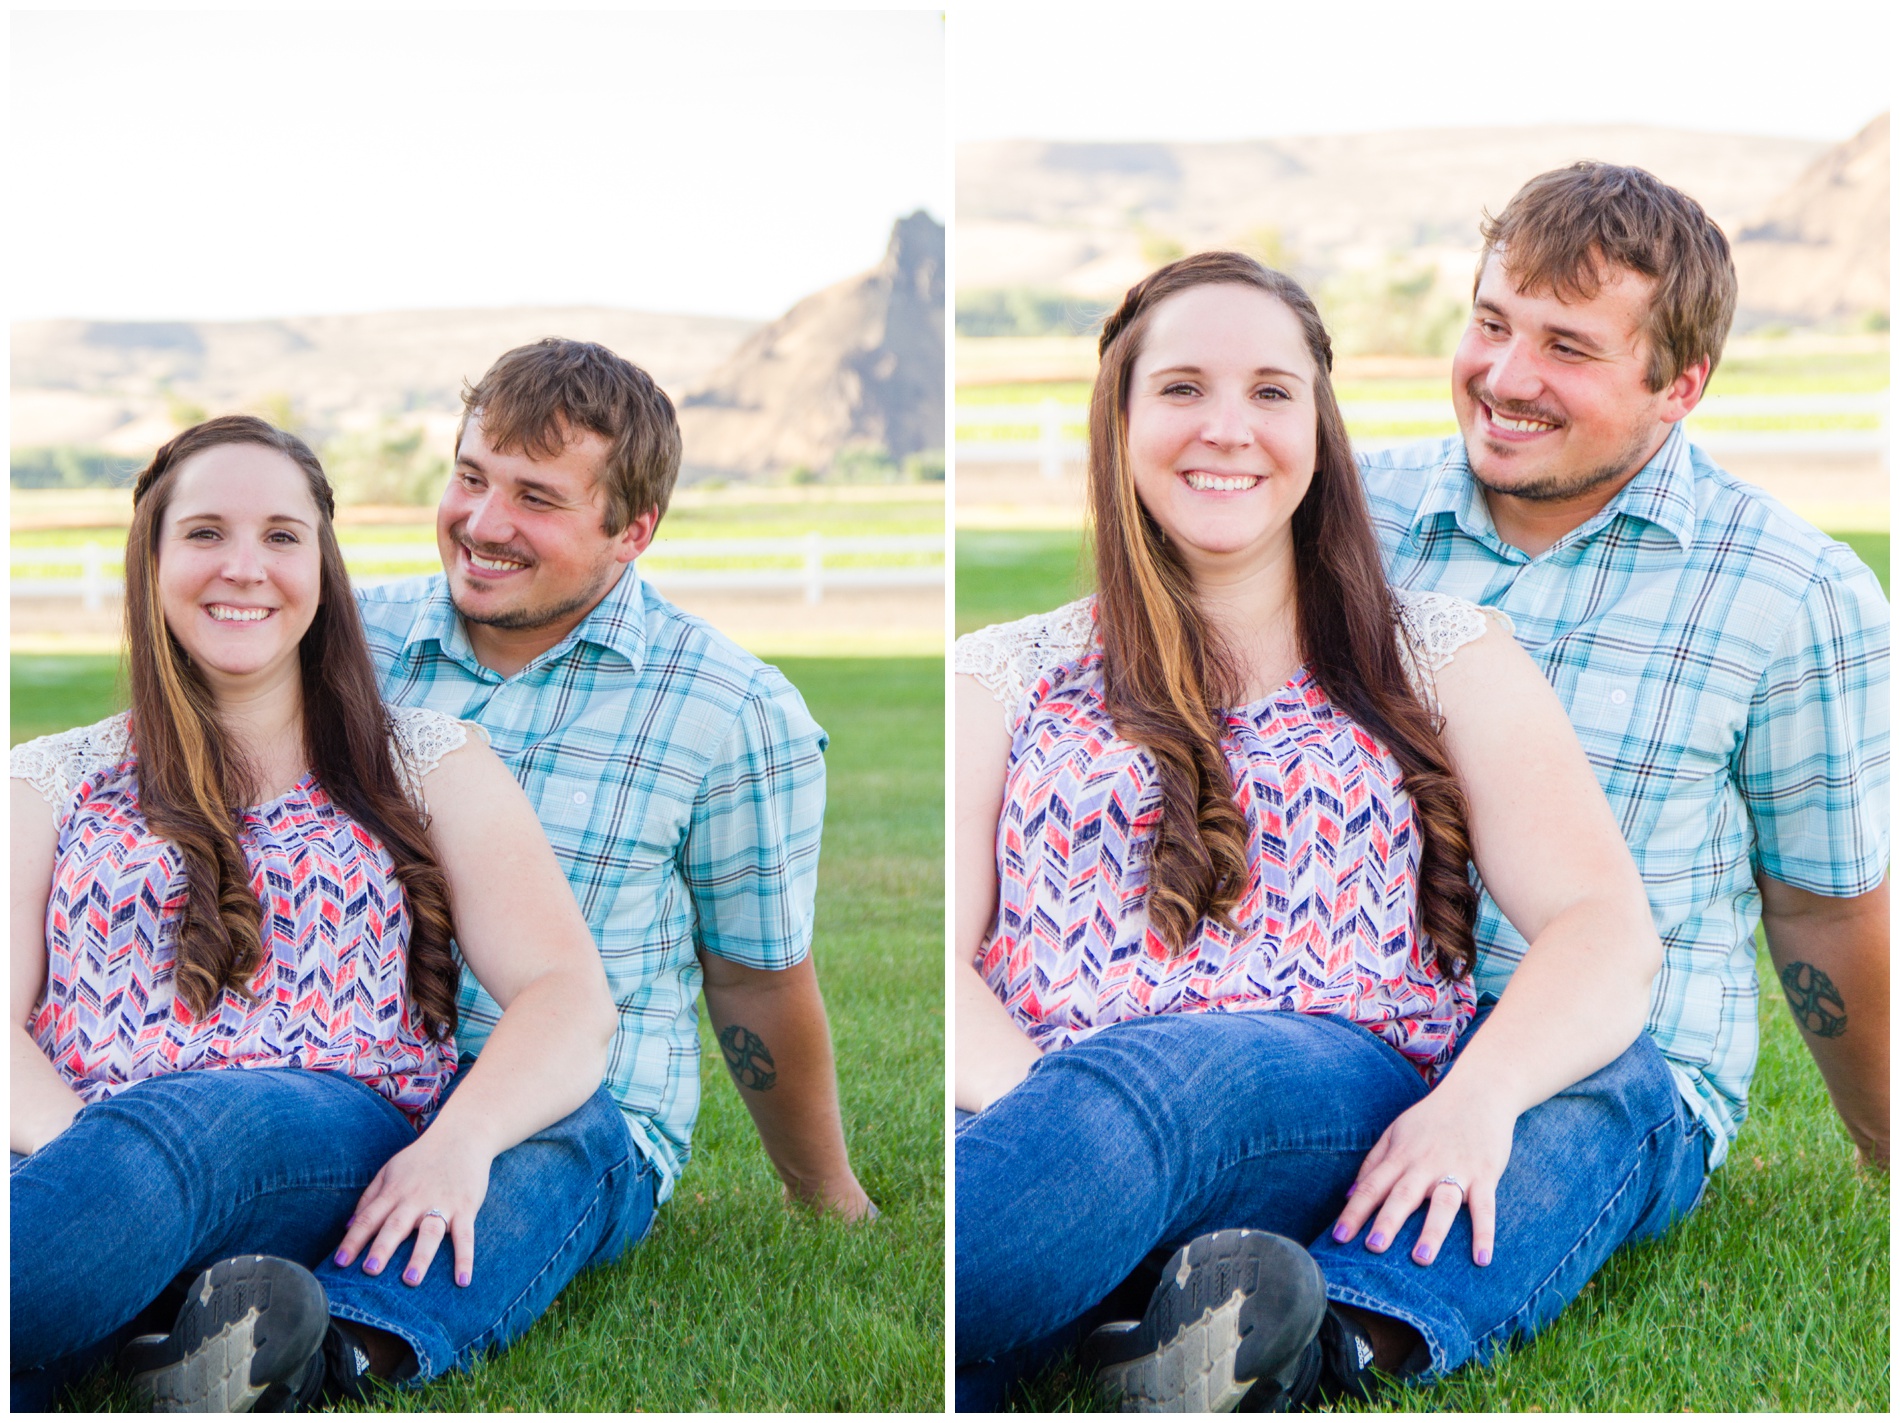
[1089,252,1478,977]
[124,415,460,1036]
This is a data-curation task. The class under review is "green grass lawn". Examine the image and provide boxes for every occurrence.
[16,654,944,1412]
[959,533,1889,1412]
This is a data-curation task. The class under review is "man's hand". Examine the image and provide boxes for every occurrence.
[1759,874,1889,1171]
[700,952,876,1221]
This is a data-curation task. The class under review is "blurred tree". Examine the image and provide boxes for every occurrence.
[322,421,450,506]
[1320,255,1468,357]
[830,443,898,484]
[1243,226,1299,275]
[901,449,945,483]
[1139,229,1186,266]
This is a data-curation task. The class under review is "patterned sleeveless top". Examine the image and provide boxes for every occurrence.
[956,589,1503,1078]
[11,707,478,1123]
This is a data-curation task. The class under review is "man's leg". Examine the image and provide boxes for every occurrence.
[10,1069,415,1403]
[1307,1030,1710,1377]
[955,1011,1429,1391]
[315,1077,657,1380]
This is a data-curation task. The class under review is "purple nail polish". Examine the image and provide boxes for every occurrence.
[403,1268,420,1285]
[1332,1221,1351,1242]
[1413,1244,1433,1264]
[364,1256,381,1273]
[1344,1182,1357,1198]
[456,1271,471,1288]
[1366,1231,1386,1251]
[1476,1248,1492,1267]
[333,1249,350,1267]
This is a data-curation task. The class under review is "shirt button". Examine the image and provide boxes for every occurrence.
[1610,688,1628,705]
[571,790,588,805]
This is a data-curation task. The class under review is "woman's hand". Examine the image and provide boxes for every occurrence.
[1328,1077,1518,1268]
[331,1126,496,1288]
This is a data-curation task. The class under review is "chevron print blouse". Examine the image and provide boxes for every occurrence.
[957,590,1500,1078]
[12,708,475,1123]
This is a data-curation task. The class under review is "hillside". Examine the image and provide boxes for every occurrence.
[1732,113,1890,327]
[959,125,1827,299]
[11,308,758,456]
[676,211,945,480]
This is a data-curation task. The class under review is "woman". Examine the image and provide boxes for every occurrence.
[11,416,617,1410]
[954,254,1662,1410]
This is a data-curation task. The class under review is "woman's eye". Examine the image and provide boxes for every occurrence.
[268,530,300,544]
[185,527,219,541]
[1160,382,1199,397]
[1254,386,1290,401]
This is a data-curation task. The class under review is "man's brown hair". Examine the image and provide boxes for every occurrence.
[1478,161,1737,392]
[458,338,683,530]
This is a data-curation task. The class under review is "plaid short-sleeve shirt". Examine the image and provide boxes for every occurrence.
[358,565,827,1200]
[1360,429,1889,1167]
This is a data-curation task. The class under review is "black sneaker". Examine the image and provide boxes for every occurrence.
[118,1255,330,1412]
[1083,1229,1327,1413]
[311,1318,383,1406]
[1236,1303,1379,1411]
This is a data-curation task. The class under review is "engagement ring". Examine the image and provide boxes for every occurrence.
[423,1208,448,1222]
[1437,1175,1464,1196]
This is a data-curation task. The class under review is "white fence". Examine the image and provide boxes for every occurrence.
[10,533,945,609]
[956,392,1892,475]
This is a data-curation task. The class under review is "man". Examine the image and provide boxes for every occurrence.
[1295,162,1886,1393]
[311,338,873,1386]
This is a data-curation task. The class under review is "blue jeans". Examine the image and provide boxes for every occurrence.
[955,1007,1707,1407]
[11,1060,655,1407]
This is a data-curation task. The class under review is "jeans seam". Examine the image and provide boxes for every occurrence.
[1468,1101,1680,1364]
[451,1139,636,1372]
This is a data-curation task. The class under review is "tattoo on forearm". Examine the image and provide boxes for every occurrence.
[1780,961,1848,1039]
[719,1024,778,1091]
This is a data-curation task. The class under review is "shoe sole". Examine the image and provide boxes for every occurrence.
[1092,1229,1327,1414]
[124,1255,330,1412]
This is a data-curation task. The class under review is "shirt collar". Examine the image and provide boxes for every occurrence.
[397,561,649,679]
[1410,424,1697,554]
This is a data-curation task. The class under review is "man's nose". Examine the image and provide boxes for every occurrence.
[461,489,512,546]
[1486,337,1543,404]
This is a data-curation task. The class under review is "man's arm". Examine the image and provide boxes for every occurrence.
[698,951,873,1219]
[1758,874,1889,1170]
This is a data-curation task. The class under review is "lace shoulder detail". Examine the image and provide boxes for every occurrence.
[1393,588,1513,715]
[386,706,486,811]
[10,712,134,823]
[955,597,1097,725]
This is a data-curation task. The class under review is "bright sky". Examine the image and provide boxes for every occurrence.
[12,9,946,323]
[954,4,1892,144]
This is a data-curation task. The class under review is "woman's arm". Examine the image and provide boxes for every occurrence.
[1333,622,1662,1266]
[332,736,616,1288]
[955,673,1044,1114]
[11,781,89,1155]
